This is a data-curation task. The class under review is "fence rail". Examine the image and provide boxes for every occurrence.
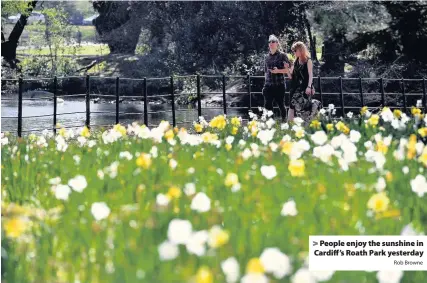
[2,75,427,137]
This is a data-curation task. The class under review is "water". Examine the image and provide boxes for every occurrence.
[1,97,247,135]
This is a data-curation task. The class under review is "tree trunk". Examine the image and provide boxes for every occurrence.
[321,33,345,75]
[93,1,143,54]
[1,1,38,68]
[303,12,317,62]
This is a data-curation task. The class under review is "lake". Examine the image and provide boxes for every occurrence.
[1,97,247,135]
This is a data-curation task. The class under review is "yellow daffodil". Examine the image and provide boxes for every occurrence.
[3,217,26,238]
[195,266,213,283]
[208,226,229,248]
[367,114,380,127]
[280,141,293,155]
[418,127,427,138]
[419,147,427,166]
[367,192,390,213]
[385,171,393,182]
[164,129,174,140]
[407,134,417,160]
[288,159,305,177]
[246,258,264,274]
[225,173,239,187]
[393,109,402,118]
[166,186,181,199]
[231,117,241,127]
[194,123,203,133]
[411,107,421,116]
[209,115,227,130]
[81,126,90,137]
[136,153,152,169]
[375,140,388,154]
[231,127,238,135]
[310,120,321,129]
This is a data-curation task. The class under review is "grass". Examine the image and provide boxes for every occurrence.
[1,107,427,283]
[17,43,110,56]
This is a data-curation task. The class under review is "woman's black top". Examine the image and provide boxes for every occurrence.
[290,57,311,92]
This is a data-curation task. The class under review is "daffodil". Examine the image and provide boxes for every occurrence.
[418,127,427,138]
[411,107,421,116]
[375,140,388,154]
[288,159,305,177]
[195,266,213,283]
[209,115,227,130]
[310,120,321,129]
[225,173,239,187]
[367,192,390,213]
[136,153,152,169]
[166,186,182,199]
[194,123,203,133]
[208,225,229,248]
[367,114,380,127]
[164,129,174,140]
[246,258,265,274]
[3,217,26,238]
[113,124,127,136]
[81,126,90,137]
[231,127,238,135]
[393,109,402,118]
[231,117,241,127]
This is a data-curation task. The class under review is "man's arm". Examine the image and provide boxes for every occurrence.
[270,52,290,74]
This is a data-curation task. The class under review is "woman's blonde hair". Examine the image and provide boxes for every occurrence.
[291,41,310,61]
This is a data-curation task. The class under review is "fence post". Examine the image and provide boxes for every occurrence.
[359,77,364,107]
[423,78,426,111]
[317,76,323,106]
[143,77,148,126]
[170,76,176,127]
[402,79,407,113]
[85,75,91,129]
[247,74,252,112]
[18,77,23,137]
[339,76,345,117]
[380,78,385,107]
[53,76,57,135]
[196,74,202,118]
[115,77,120,124]
[222,75,227,115]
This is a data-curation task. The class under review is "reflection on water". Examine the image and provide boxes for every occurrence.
[1,98,247,135]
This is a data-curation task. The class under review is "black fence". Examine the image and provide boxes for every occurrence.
[1,75,427,137]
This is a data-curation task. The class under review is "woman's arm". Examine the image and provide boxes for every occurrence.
[306,59,314,94]
[307,59,313,87]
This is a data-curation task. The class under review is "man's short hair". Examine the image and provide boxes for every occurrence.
[269,35,279,42]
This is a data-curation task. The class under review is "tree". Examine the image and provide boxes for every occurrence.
[92,1,144,54]
[1,1,38,69]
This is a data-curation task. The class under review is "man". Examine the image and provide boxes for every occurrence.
[263,34,290,121]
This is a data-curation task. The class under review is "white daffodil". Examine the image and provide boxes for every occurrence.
[260,165,277,180]
[190,192,211,213]
[91,202,111,221]
[158,241,179,261]
[281,200,298,217]
[167,219,192,245]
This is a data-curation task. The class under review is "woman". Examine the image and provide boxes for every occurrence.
[263,34,290,121]
[285,41,321,122]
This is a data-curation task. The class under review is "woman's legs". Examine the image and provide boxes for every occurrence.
[288,108,295,122]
